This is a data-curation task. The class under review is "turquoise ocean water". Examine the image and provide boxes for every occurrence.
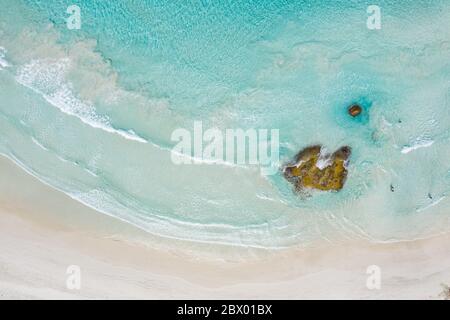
[1,0,450,248]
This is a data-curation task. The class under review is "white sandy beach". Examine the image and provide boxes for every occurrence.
[0,155,449,300]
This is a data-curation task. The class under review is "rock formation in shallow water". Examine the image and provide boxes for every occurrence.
[283,145,351,193]
[348,104,362,117]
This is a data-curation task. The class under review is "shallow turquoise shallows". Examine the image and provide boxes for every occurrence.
[1,0,450,248]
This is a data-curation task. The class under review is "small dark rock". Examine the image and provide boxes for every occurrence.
[348,104,362,117]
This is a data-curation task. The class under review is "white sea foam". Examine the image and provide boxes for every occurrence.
[31,137,49,151]
[416,195,446,213]
[15,59,147,143]
[0,46,10,69]
[83,168,98,177]
[401,139,434,154]
[316,147,333,170]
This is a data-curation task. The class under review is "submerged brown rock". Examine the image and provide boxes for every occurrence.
[348,104,362,117]
[283,145,351,193]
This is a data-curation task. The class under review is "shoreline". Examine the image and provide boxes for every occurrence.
[0,155,449,299]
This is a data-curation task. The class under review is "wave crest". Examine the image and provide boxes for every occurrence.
[15,58,147,143]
